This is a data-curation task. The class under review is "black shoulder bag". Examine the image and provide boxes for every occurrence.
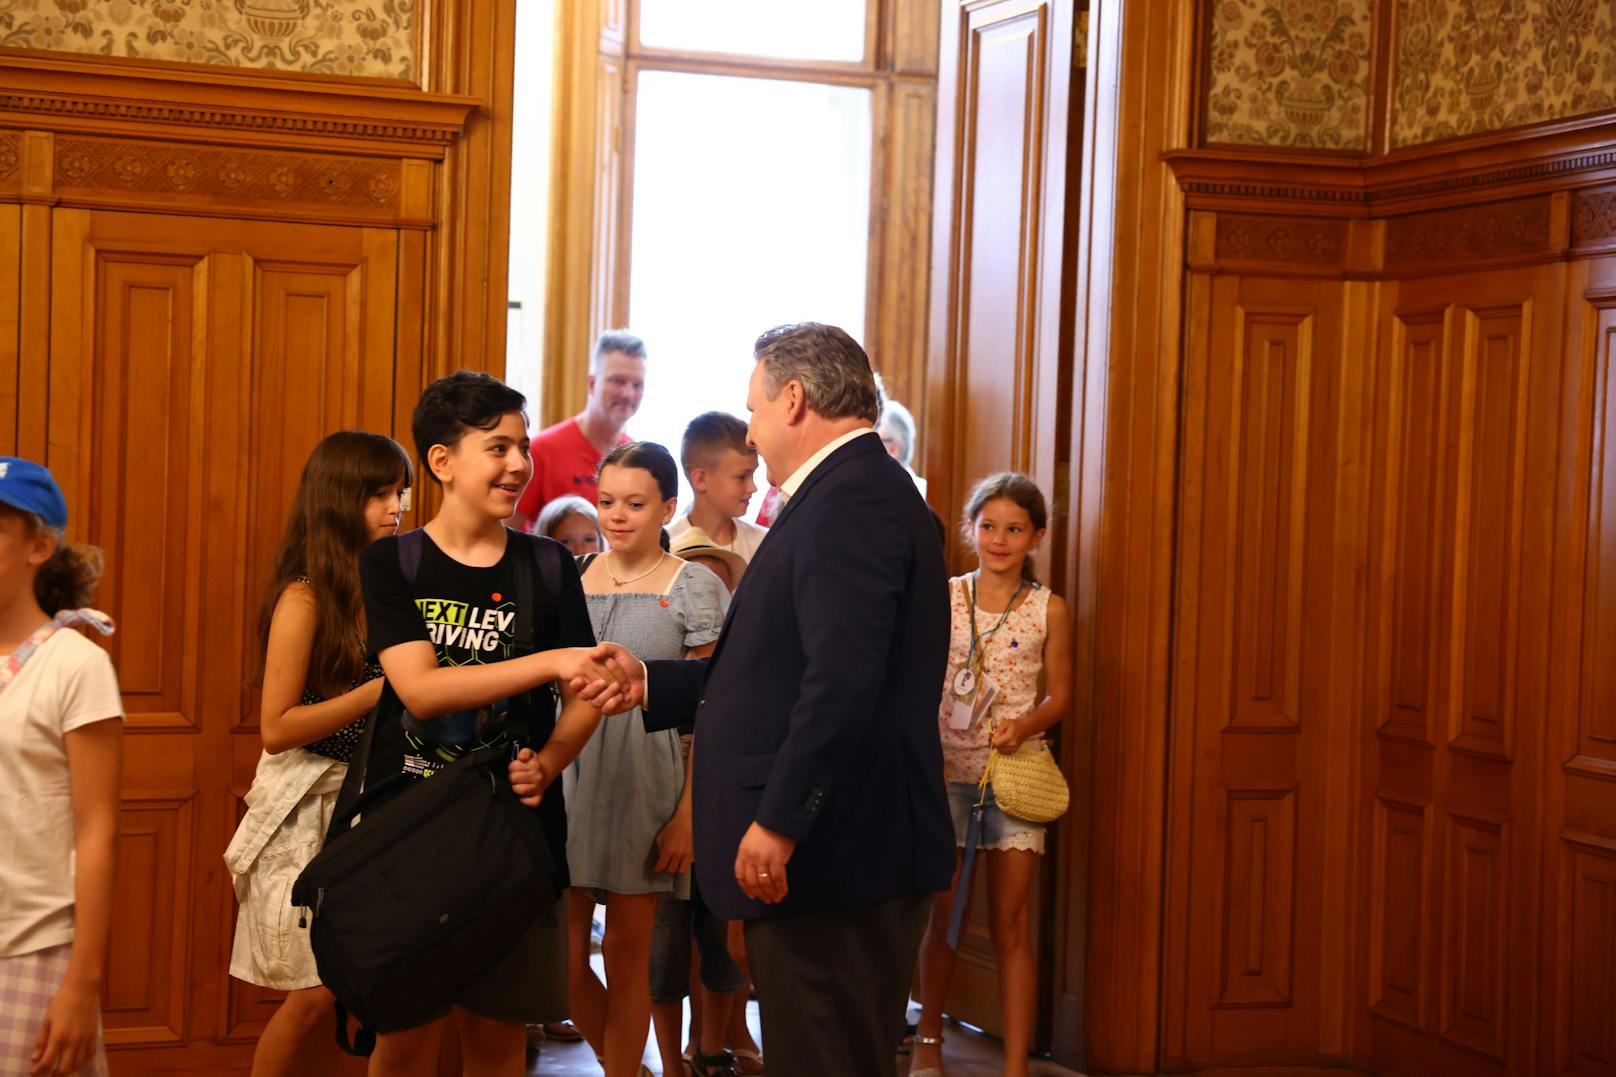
[291,530,566,1054]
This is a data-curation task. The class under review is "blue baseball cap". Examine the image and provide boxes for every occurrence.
[0,457,68,529]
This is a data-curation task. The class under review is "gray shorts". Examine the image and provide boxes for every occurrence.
[649,890,747,1005]
[946,781,1046,855]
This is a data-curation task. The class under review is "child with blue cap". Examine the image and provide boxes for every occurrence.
[0,457,122,1077]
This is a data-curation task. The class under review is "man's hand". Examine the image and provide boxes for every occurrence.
[734,821,795,904]
[572,643,646,714]
[554,645,632,711]
[31,979,99,1076]
[508,747,548,808]
[653,803,694,875]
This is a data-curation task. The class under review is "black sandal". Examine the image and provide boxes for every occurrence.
[692,1048,739,1076]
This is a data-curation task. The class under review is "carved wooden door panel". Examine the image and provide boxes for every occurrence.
[46,208,409,1075]
[1539,254,1616,1077]
[1362,265,1562,1077]
[926,0,1076,1037]
[1164,272,1358,1066]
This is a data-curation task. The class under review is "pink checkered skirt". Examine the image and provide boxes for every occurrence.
[0,944,108,1076]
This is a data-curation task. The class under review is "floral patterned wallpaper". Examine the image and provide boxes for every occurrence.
[0,0,416,81]
[1392,0,1616,147]
[1205,0,1375,150]
[1204,0,1616,150]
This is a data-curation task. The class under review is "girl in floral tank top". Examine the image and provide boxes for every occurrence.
[910,473,1071,1077]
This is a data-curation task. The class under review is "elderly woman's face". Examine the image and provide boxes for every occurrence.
[878,421,907,464]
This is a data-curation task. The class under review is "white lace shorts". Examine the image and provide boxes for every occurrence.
[946,781,1046,854]
[0,943,109,1076]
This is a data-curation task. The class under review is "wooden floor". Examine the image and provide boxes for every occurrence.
[527,1003,1084,1076]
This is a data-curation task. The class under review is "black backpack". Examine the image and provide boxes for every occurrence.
[290,529,568,1054]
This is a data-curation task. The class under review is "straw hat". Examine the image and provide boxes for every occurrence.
[670,526,748,592]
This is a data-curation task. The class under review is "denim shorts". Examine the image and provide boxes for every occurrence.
[946,781,1046,855]
[648,887,747,1005]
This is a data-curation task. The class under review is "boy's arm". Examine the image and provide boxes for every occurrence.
[361,538,628,718]
[510,681,602,807]
[375,639,627,719]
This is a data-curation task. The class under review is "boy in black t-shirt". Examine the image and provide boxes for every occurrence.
[358,371,633,1076]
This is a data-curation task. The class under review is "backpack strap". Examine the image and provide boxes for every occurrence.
[534,534,563,603]
[326,531,426,839]
[397,527,427,583]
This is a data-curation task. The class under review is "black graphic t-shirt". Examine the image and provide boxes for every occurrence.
[359,528,595,865]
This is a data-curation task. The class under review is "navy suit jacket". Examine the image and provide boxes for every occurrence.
[644,432,956,920]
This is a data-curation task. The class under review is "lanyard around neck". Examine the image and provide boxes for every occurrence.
[967,572,1024,669]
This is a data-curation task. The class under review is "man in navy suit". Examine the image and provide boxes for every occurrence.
[583,322,955,1077]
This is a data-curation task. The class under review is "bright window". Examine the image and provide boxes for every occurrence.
[625,70,873,506]
[637,0,867,62]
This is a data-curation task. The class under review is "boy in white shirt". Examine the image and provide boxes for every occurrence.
[669,412,767,566]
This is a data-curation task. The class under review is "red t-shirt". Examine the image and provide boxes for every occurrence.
[517,417,630,528]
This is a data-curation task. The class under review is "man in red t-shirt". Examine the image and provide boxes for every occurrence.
[514,329,647,531]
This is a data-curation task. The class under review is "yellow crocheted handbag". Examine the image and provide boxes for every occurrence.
[983,739,1069,824]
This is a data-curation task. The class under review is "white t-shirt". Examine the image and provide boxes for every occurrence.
[0,629,124,957]
[669,513,768,564]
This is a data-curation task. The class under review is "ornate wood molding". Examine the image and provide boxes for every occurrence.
[1573,184,1616,253]
[1215,214,1348,266]
[1167,115,1616,216]
[0,51,477,156]
[1383,195,1559,270]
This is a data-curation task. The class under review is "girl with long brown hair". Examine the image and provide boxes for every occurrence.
[224,431,413,1077]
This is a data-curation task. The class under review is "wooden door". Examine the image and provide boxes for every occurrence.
[1164,271,1361,1065]
[1362,265,1563,1077]
[925,0,1076,1038]
[1539,254,1616,1077]
[44,208,414,1075]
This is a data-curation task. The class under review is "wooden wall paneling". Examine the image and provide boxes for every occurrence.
[1542,255,1616,1077]
[868,75,937,425]
[1165,272,1344,1066]
[1047,0,1105,1061]
[1079,0,1193,1066]
[926,0,1072,557]
[1566,282,1616,785]
[1555,831,1616,1076]
[395,227,430,526]
[104,790,197,1046]
[1369,794,1433,1033]
[47,208,219,1052]
[1365,262,1564,1077]
[542,0,616,426]
[0,200,17,454]
[17,198,51,461]
[925,0,1074,1037]
[428,0,517,385]
[1439,809,1511,1060]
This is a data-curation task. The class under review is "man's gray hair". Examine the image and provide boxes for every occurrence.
[753,323,881,423]
[592,329,648,372]
[878,396,917,467]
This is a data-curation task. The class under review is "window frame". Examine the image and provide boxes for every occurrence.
[541,0,939,451]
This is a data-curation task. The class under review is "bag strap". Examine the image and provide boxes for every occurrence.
[577,551,599,576]
[0,608,116,697]
[397,528,427,583]
[327,532,427,839]
[333,1001,376,1057]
